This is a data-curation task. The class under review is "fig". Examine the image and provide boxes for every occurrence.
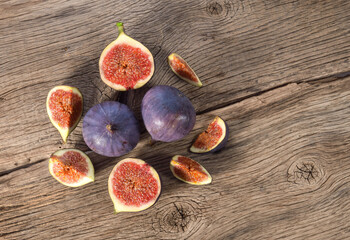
[190,116,229,153]
[99,22,155,91]
[108,158,161,213]
[48,149,94,187]
[168,53,202,87]
[46,86,83,142]
[170,155,212,185]
[141,85,196,142]
[82,101,140,157]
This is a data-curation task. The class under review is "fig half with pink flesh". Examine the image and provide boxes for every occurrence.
[99,22,155,91]
[46,86,83,143]
[168,53,202,87]
[49,149,94,187]
[190,116,229,153]
[170,155,212,185]
[108,158,161,213]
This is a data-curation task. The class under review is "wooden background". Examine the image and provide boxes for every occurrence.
[1,0,350,239]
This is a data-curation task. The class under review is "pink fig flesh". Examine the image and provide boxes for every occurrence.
[168,53,202,87]
[108,158,161,213]
[170,155,212,185]
[48,149,94,187]
[99,22,154,91]
[46,86,83,142]
[190,116,229,153]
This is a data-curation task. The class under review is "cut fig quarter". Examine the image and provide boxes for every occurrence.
[46,86,83,143]
[108,158,161,213]
[99,22,155,91]
[48,149,94,187]
[170,155,212,185]
[168,53,202,87]
[190,116,229,153]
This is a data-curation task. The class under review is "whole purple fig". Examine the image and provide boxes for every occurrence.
[141,85,196,142]
[83,101,140,157]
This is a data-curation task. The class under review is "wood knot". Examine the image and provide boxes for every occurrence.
[206,1,224,16]
[287,159,324,186]
[206,0,251,18]
[152,200,204,237]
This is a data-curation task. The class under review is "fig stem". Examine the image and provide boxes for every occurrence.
[116,22,124,34]
[106,124,117,133]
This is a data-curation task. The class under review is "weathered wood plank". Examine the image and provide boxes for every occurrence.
[1,0,350,172]
[2,77,350,239]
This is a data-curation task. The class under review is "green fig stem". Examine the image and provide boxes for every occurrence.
[116,22,124,34]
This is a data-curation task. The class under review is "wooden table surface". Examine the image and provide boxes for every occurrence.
[1,0,350,239]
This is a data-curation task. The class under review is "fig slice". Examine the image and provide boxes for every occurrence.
[168,53,202,87]
[108,158,161,213]
[170,155,212,185]
[99,22,155,91]
[48,149,94,187]
[46,86,83,143]
[190,116,229,153]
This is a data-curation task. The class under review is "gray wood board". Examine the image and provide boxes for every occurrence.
[1,0,350,171]
[1,0,350,239]
[2,76,350,239]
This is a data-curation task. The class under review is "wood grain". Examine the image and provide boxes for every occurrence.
[2,76,350,239]
[1,0,350,172]
[1,0,350,239]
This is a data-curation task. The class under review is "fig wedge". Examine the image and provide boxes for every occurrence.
[190,116,229,153]
[170,155,212,185]
[168,53,202,87]
[49,149,94,187]
[46,86,83,143]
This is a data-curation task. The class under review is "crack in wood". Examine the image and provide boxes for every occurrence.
[207,1,224,15]
[2,70,350,176]
[152,200,203,236]
[0,229,25,238]
[295,163,318,184]
[196,69,350,115]
[172,203,189,232]
[0,204,24,211]
[287,159,324,186]
[0,158,46,177]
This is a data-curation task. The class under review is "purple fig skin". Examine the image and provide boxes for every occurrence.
[141,85,196,142]
[82,101,140,157]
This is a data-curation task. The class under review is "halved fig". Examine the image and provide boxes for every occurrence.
[48,149,94,187]
[168,53,202,87]
[99,22,155,91]
[170,155,212,185]
[190,116,229,153]
[46,86,83,143]
[108,158,161,213]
